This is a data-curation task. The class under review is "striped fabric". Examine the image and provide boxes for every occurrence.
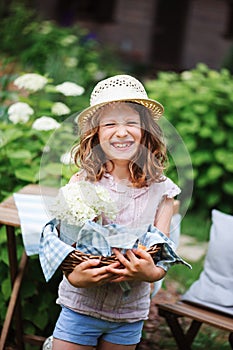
[13,193,53,255]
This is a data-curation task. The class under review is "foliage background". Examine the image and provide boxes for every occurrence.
[146,64,233,216]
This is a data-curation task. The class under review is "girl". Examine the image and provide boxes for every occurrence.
[41,75,183,350]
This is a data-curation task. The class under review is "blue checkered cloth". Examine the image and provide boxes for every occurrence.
[39,220,191,282]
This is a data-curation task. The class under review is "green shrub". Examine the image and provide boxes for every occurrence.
[0,2,122,86]
[145,64,233,215]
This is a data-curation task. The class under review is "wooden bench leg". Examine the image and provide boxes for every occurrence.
[229,332,233,349]
[1,225,27,350]
[158,308,202,350]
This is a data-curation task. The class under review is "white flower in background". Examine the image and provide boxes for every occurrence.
[51,102,71,116]
[60,151,75,165]
[8,102,34,124]
[64,57,78,68]
[9,114,30,124]
[39,21,53,35]
[55,82,85,96]
[8,102,34,117]
[181,71,193,80]
[60,35,77,46]
[14,73,48,92]
[43,145,51,153]
[50,181,117,226]
[94,71,107,81]
[32,116,61,131]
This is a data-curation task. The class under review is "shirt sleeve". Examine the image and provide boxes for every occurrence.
[163,177,181,198]
[39,219,74,282]
[69,170,86,183]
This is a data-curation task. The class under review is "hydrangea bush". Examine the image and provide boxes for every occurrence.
[0,72,87,202]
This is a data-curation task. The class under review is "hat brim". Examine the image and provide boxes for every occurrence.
[76,98,164,131]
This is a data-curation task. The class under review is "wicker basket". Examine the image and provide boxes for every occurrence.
[61,244,162,274]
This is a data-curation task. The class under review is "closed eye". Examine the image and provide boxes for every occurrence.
[127,121,140,125]
[102,123,116,127]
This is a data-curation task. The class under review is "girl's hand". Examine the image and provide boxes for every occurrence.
[106,248,166,283]
[67,259,120,288]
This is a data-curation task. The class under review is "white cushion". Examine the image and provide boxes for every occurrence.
[181,209,233,315]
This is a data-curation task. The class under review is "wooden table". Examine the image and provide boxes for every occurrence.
[0,184,55,350]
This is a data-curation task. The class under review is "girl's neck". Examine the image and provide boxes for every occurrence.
[106,161,131,183]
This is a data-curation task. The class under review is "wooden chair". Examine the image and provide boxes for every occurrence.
[156,300,233,349]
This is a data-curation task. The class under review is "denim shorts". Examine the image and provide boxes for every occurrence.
[53,306,144,346]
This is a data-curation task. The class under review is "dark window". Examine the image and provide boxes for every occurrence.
[224,0,233,39]
[151,0,191,71]
[56,0,116,25]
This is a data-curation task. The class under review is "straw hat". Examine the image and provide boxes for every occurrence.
[76,74,164,131]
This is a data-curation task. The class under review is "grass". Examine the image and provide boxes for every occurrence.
[181,210,212,242]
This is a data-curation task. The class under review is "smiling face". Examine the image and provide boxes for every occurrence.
[98,103,142,164]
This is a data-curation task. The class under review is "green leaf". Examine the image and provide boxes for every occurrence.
[206,192,221,207]
[206,165,223,181]
[224,161,233,172]
[223,182,233,195]
[199,127,212,138]
[1,278,11,300]
[212,131,226,145]
[21,280,36,298]
[224,114,233,127]
[192,151,213,166]
[33,310,49,330]
[0,248,9,265]
[15,168,37,182]
[43,162,62,176]
[214,149,226,164]
[8,149,32,159]
[0,128,24,146]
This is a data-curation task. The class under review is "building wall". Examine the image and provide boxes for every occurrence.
[36,0,233,71]
[77,0,157,63]
[182,0,232,69]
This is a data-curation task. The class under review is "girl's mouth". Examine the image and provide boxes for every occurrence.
[111,141,134,149]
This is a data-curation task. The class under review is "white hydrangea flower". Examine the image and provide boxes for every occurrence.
[181,71,193,80]
[32,116,61,131]
[60,35,77,46]
[9,114,30,124]
[50,181,117,226]
[64,57,78,68]
[14,73,48,92]
[43,145,51,153]
[51,102,71,116]
[60,152,75,165]
[8,102,34,117]
[39,21,53,35]
[94,71,107,81]
[55,82,85,96]
[8,102,34,124]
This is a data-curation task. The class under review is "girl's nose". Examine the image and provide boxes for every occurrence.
[115,124,128,137]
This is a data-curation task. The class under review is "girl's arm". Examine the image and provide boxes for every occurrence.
[106,197,174,283]
[154,196,174,237]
